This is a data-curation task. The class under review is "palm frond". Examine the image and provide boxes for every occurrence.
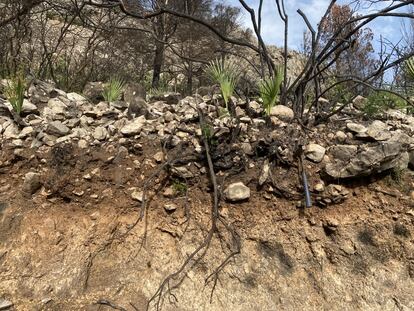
[5,71,26,116]
[259,66,284,115]
[406,56,414,80]
[103,76,125,102]
[205,58,239,109]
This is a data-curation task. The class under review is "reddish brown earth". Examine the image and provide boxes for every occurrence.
[1,140,414,311]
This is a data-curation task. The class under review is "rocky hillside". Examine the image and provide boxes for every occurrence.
[0,79,414,310]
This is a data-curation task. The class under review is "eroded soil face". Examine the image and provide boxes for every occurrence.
[1,140,414,311]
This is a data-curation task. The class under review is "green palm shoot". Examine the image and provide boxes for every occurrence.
[103,76,125,102]
[259,66,284,116]
[5,71,26,116]
[406,56,414,81]
[205,58,239,110]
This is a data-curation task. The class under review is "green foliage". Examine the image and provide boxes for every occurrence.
[363,91,408,117]
[201,123,212,140]
[5,71,26,115]
[205,58,239,109]
[406,56,414,81]
[259,66,284,115]
[103,77,125,102]
[172,180,187,196]
[218,107,230,118]
[201,123,218,146]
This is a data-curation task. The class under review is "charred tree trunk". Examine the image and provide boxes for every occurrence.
[152,40,165,89]
[186,61,193,95]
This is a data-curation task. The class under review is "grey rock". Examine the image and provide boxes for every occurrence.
[110,101,128,110]
[127,97,148,119]
[171,166,194,179]
[314,182,325,192]
[46,121,70,137]
[3,123,19,139]
[335,131,347,143]
[22,99,38,115]
[270,105,294,121]
[325,141,408,178]
[18,126,34,139]
[224,182,250,202]
[164,203,178,212]
[346,122,367,134]
[67,92,87,102]
[352,95,367,110]
[329,145,358,162]
[366,120,391,141]
[150,92,181,105]
[305,143,326,163]
[259,159,270,186]
[131,190,144,202]
[83,81,104,103]
[120,116,146,136]
[23,172,41,194]
[240,142,254,156]
[0,298,13,310]
[248,101,263,116]
[93,126,107,141]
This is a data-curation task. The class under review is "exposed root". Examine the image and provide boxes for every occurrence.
[144,109,241,311]
[96,299,127,311]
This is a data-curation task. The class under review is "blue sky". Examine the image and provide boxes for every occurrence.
[225,0,410,53]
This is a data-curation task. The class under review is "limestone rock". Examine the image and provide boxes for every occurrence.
[120,116,146,136]
[335,131,347,143]
[67,92,87,102]
[21,99,38,115]
[23,172,41,194]
[346,122,367,134]
[46,121,70,137]
[164,203,178,212]
[18,126,33,139]
[224,182,250,202]
[248,101,263,116]
[366,120,391,141]
[93,126,107,141]
[325,141,409,178]
[0,298,13,310]
[3,123,19,139]
[131,190,144,202]
[258,159,270,186]
[269,105,294,121]
[352,95,367,110]
[305,143,326,163]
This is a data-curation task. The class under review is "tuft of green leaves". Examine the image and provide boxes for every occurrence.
[363,90,407,118]
[102,77,125,102]
[172,180,188,196]
[406,56,414,80]
[5,71,26,115]
[259,66,284,115]
[205,58,239,110]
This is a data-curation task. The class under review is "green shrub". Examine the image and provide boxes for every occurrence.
[103,77,125,102]
[259,66,284,115]
[172,180,187,196]
[205,58,239,110]
[363,91,408,117]
[5,71,26,115]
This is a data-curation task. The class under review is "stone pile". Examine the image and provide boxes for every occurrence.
[1,80,413,205]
